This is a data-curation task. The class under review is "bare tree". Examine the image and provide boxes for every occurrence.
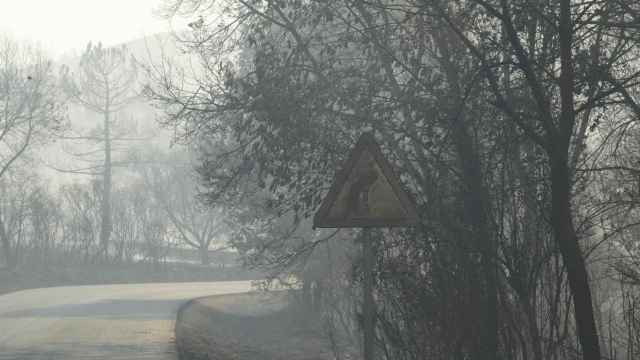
[60,182,102,264]
[60,42,139,261]
[135,147,228,265]
[0,36,64,270]
[0,171,32,270]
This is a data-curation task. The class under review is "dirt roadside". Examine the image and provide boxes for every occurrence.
[174,291,336,360]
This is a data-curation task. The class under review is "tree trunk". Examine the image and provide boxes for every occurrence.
[554,0,601,358]
[313,280,324,312]
[199,245,210,266]
[100,106,112,262]
[436,28,499,358]
[0,213,15,270]
[550,153,601,360]
[455,129,498,360]
[302,279,312,310]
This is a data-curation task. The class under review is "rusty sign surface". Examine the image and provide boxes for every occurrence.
[313,132,419,228]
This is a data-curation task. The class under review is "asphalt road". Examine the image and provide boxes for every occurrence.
[0,281,254,359]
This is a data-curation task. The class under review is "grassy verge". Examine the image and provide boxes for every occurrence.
[175,291,335,360]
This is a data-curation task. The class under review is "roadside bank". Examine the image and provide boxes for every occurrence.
[175,291,334,360]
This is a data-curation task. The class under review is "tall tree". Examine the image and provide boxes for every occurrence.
[417,1,640,358]
[60,42,139,261]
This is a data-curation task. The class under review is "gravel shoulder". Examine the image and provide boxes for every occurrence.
[175,291,335,360]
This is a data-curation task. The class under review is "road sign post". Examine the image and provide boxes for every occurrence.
[314,132,418,360]
[362,228,375,360]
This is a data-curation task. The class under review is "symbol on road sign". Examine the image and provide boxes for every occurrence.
[313,132,419,228]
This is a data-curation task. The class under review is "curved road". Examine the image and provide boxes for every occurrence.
[0,281,253,359]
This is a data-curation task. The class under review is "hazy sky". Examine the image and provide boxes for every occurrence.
[0,0,189,59]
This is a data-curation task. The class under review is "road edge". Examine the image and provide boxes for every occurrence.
[174,297,193,360]
[174,295,210,360]
[173,290,291,360]
[174,291,271,360]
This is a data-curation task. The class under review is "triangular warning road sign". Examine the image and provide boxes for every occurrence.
[313,132,419,228]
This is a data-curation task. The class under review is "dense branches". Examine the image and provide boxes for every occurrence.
[147,1,640,359]
[0,36,64,270]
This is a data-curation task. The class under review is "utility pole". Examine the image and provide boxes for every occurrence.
[362,228,375,360]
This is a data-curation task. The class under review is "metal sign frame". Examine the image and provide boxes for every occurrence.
[313,132,419,228]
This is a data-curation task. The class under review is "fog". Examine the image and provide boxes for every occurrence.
[1,1,640,360]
